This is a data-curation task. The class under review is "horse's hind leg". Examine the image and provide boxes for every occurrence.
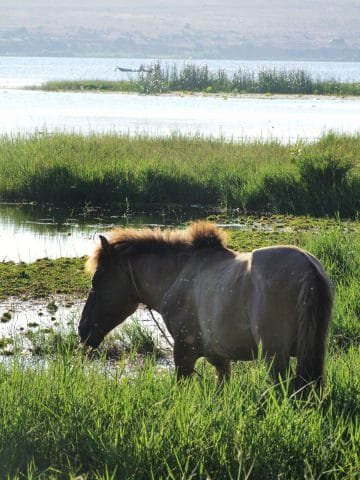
[206,356,231,384]
[252,313,292,385]
[173,340,199,380]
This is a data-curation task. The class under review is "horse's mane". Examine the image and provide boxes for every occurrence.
[86,221,227,274]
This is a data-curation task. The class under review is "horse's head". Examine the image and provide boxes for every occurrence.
[79,235,139,348]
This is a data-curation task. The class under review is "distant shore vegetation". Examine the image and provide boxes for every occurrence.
[32,62,360,96]
[1,132,359,216]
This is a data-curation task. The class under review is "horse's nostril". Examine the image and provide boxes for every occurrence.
[78,319,104,348]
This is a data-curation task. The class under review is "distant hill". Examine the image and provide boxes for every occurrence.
[1,0,360,60]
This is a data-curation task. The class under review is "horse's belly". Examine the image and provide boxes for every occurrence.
[201,318,257,361]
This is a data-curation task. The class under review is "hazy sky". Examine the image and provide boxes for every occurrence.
[2,0,360,43]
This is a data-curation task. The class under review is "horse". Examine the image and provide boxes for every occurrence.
[79,221,334,392]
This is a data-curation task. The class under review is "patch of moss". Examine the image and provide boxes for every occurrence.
[0,256,90,300]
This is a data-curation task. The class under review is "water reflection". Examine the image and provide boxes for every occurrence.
[0,203,209,262]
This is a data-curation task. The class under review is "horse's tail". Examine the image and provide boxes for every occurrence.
[296,255,334,393]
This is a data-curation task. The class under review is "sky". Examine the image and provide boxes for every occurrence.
[2,0,359,37]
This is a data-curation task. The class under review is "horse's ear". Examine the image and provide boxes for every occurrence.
[99,235,112,257]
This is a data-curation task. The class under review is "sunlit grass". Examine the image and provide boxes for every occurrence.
[1,347,359,479]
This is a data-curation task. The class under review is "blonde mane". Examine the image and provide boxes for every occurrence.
[86,221,227,274]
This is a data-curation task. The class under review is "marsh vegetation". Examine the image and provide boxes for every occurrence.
[1,132,359,216]
[34,62,360,96]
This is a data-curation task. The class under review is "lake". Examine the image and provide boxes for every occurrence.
[1,56,360,141]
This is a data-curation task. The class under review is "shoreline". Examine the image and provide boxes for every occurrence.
[16,85,360,100]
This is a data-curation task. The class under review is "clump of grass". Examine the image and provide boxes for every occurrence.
[25,323,79,357]
[296,153,354,215]
[18,312,160,360]
[1,311,11,322]
[0,337,13,348]
[117,318,160,356]
[46,300,58,313]
[90,319,161,360]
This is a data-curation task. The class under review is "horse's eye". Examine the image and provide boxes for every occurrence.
[92,271,102,288]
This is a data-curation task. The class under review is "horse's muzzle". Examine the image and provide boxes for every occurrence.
[78,321,104,348]
[79,290,105,347]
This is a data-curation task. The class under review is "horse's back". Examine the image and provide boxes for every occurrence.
[249,245,330,295]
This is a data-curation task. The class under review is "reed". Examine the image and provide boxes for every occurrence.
[33,62,360,96]
[0,132,359,216]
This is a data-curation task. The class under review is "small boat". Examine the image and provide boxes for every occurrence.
[114,67,135,72]
[115,65,153,73]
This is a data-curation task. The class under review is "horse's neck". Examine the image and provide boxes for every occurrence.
[131,252,188,310]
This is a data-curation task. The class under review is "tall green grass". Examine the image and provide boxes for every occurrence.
[34,62,360,96]
[1,348,359,478]
[139,62,360,95]
[303,227,360,351]
[1,132,359,216]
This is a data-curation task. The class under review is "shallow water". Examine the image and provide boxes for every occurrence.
[0,296,169,357]
[0,296,81,339]
[0,203,211,262]
[1,203,357,263]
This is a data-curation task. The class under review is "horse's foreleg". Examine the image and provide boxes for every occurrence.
[265,351,290,384]
[206,356,231,384]
[173,341,198,380]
